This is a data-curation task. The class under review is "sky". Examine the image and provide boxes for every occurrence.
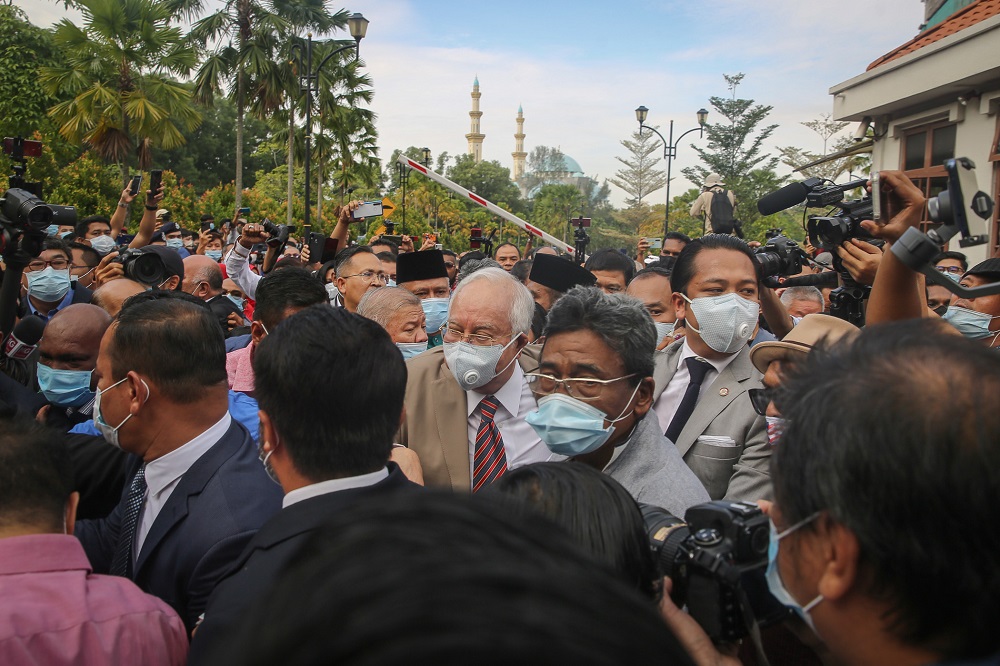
[19,0,925,206]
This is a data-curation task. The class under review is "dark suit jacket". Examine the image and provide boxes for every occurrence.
[74,420,284,631]
[188,464,418,663]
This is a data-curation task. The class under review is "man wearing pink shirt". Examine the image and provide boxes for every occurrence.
[0,415,188,664]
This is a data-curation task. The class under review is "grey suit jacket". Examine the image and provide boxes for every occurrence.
[606,412,711,518]
[652,340,772,502]
[396,344,541,491]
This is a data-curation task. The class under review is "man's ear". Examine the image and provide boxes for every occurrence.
[634,376,655,416]
[125,371,149,414]
[258,410,276,455]
[671,292,687,322]
[335,277,348,297]
[251,320,266,347]
[816,518,861,603]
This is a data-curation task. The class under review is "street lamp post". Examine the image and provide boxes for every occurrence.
[635,106,708,237]
[290,12,369,236]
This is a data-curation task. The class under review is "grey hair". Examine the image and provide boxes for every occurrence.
[780,286,824,308]
[457,257,502,283]
[544,286,656,380]
[452,266,534,335]
[357,286,421,328]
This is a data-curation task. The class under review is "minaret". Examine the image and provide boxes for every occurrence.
[466,76,485,163]
[512,104,526,181]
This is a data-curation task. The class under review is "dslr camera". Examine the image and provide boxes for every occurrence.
[642,500,786,643]
[114,248,167,287]
[262,218,296,249]
[753,234,808,280]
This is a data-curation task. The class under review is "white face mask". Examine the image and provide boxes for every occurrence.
[89,234,117,256]
[443,336,520,391]
[682,293,759,354]
[93,376,149,449]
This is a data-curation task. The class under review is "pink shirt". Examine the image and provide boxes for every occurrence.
[0,534,188,665]
[226,343,255,394]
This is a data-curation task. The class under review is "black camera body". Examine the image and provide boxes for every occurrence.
[643,500,782,643]
[261,218,296,249]
[114,248,167,287]
[754,234,807,280]
[806,196,876,253]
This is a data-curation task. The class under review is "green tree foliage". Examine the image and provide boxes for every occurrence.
[0,6,61,139]
[46,151,122,219]
[446,154,523,212]
[682,73,781,228]
[609,127,667,207]
[39,0,201,176]
[530,184,584,242]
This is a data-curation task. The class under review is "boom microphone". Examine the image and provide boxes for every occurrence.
[3,315,45,360]
[757,178,823,216]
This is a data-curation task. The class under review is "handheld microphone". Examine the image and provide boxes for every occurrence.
[3,315,45,360]
[757,178,823,216]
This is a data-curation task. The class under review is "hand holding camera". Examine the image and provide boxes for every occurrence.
[860,170,925,244]
[239,223,268,249]
[92,251,124,288]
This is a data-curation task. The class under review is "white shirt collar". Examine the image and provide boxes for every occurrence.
[282,467,390,508]
[144,412,232,499]
[466,362,524,419]
[677,338,740,375]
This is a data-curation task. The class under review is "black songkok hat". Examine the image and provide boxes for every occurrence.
[965,258,1000,280]
[396,249,449,284]
[528,253,597,293]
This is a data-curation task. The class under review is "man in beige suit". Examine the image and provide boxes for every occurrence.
[397,267,559,490]
[651,234,770,502]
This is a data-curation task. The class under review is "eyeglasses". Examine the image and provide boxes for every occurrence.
[936,266,964,275]
[525,372,637,401]
[26,258,70,272]
[444,261,456,269]
[343,271,388,284]
[748,387,778,416]
[443,324,512,347]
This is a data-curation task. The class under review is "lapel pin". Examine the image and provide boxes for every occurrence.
[719,387,729,397]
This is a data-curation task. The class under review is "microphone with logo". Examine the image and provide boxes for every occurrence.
[1,315,45,385]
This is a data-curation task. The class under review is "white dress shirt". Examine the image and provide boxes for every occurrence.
[652,339,739,435]
[224,245,262,299]
[465,363,563,482]
[135,413,232,560]
[281,467,389,509]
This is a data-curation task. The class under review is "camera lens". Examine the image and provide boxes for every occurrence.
[754,250,784,278]
[640,504,690,580]
[124,252,167,287]
[2,188,53,231]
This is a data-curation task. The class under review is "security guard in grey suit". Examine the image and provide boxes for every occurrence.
[650,234,771,502]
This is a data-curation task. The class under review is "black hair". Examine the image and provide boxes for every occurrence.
[510,259,532,284]
[375,251,397,264]
[272,256,303,271]
[112,294,227,403]
[774,320,1000,660]
[41,238,72,261]
[253,305,404,480]
[370,237,399,256]
[0,414,73,531]
[530,300,547,339]
[318,259,338,284]
[544,286,655,381]
[333,245,375,277]
[68,241,101,268]
[663,231,691,244]
[670,234,761,295]
[632,265,673,283]
[585,248,636,285]
[74,215,110,239]
[493,242,520,258]
[932,250,968,272]
[253,267,328,330]
[213,491,693,665]
[441,249,457,259]
[491,462,659,600]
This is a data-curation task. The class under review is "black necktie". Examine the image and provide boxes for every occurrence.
[110,464,146,578]
[665,358,713,443]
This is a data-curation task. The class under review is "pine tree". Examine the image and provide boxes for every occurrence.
[609,128,667,208]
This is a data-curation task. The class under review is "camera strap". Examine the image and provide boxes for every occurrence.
[738,586,772,666]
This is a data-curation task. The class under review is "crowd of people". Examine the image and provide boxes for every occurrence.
[0,169,997,665]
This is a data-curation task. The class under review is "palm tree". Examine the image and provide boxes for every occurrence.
[189,0,344,208]
[39,0,201,180]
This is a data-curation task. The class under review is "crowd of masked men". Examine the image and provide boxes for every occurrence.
[0,170,997,666]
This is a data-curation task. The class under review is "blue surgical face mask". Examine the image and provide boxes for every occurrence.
[766,514,823,634]
[45,224,59,237]
[654,321,675,346]
[88,234,117,256]
[396,341,428,360]
[422,297,450,335]
[525,383,640,457]
[683,293,759,354]
[226,294,244,310]
[37,364,94,407]
[165,238,184,250]
[386,279,397,287]
[942,306,999,342]
[93,376,149,449]
[27,266,72,302]
[206,249,223,261]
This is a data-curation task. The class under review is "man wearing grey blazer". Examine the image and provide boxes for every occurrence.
[651,234,772,503]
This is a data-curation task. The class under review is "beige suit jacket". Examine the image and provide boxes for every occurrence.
[397,345,541,491]
[652,340,772,502]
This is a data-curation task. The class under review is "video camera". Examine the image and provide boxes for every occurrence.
[570,216,590,266]
[642,500,787,643]
[261,218,296,249]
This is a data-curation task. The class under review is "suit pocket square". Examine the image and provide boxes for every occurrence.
[696,435,738,447]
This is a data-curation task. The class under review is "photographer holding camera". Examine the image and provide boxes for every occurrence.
[661,320,1000,666]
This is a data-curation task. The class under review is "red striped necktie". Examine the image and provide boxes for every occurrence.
[473,395,508,492]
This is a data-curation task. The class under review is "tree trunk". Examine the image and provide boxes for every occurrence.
[287,104,294,226]
[234,70,245,209]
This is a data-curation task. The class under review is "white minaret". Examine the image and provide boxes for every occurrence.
[466,76,485,163]
[512,104,526,181]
